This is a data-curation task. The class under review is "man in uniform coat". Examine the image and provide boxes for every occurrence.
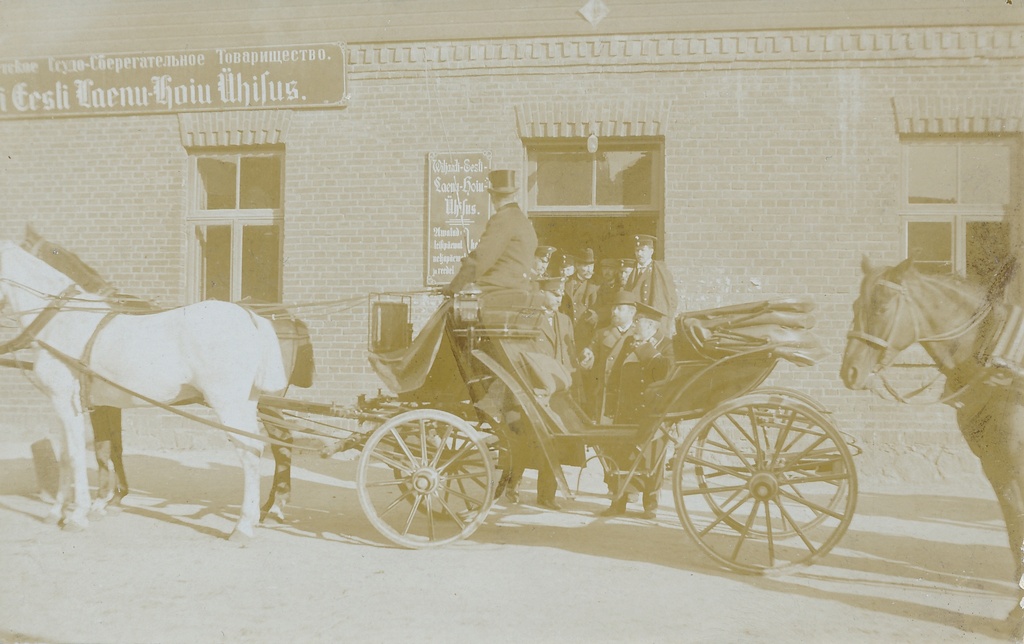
[626,234,678,335]
[563,248,598,326]
[444,170,538,310]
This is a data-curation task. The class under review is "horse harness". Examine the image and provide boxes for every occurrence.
[846,276,996,405]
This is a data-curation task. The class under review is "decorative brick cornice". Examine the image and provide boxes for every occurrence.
[177,110,292,147]
[893,96,1024,134]
[515,100,672,138]
[349,25,1023,75]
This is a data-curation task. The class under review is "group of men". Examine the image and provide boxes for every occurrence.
[444,169,679,517]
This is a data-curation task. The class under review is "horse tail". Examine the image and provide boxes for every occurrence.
[253,314,289,394]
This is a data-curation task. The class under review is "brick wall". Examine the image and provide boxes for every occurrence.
[0,25,1019,484]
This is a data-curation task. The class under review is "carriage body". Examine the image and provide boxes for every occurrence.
[347,291,858,573]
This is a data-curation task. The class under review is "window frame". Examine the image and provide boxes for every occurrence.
[186,147,284,303]
[899,135,1016,278]
[525,137,665,218]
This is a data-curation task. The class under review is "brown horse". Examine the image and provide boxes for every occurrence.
[841,256,1024,628]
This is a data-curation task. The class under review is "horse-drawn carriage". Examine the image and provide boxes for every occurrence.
[260,287,859,574]
[0,234,858,574]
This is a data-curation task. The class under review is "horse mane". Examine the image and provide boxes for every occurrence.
[22,226,115,296]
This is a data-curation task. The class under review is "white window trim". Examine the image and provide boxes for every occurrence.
[185,152,284,303]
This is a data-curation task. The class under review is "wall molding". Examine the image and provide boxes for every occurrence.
[348,25,1023,75]
[893,96,1024,134]
[515,100,672,138]
[177,110,292,147]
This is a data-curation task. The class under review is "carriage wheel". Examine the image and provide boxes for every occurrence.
[672,391,857,574]
[357,409,496,548]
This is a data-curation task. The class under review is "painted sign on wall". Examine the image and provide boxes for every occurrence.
[426,152,491,286]
[0,43,346,118]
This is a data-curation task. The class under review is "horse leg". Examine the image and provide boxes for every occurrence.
[50,398,91,531]
[90,406,120,517]
[44,435,68,525]
[260,407,292,524]
[213,400,263,542]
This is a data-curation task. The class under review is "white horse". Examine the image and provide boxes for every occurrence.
[0,241,288,541]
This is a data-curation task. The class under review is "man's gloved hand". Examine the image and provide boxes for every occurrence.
[440,285,455,298]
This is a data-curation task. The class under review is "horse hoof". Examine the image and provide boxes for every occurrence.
[228,530,253,545]
[88,507,107,521]
[61,518,88,532]
[43,513,60,525]
[106,505,123,516]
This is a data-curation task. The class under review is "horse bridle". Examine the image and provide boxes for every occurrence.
[847,275,993,403]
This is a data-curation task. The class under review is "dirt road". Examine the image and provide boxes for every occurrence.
[0,442,1017,643]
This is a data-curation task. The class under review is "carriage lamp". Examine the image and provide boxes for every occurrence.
[587,132,599,154]
[454,283,482,325]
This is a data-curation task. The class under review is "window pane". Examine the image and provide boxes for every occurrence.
[241,225,282,303]
[197,158,237,210]
[597,150,652,206]
[199,225,231,300]
[536,151,591,206]
[907,221,952,273]
[966,220,1008,282]
[907,145,956,204]
[240,156,282,209]
[961,144,1011,205]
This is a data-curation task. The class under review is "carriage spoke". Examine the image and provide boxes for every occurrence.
[400,494,424,537]
[698,490,754,538]
[378,487,417,518]
[428,425,455,468]
[368,449,414,475]
[437,439,478,473]
[780,470,850,487]
[709,420,755,470]
[363,478,409,489]
[439,484,485,509]
[773,497,819,553]
[389,427,422,468]
[777,487,845,520]
[419,418,429,467]
[425,490,435,542]
[729,499,762,560]
[683,454,753,481]
[432,493,468,529]
[677,482,749,497]
[763,497,777,568]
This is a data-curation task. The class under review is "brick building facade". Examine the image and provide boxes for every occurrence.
[0,1,1021,482]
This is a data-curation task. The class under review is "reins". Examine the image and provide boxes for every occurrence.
[847,274,993,406]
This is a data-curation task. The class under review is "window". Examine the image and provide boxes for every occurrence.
[901,136,1016,281]
[526,138,664,260]
[187,149,284,303]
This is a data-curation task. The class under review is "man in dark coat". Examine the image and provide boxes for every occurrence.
[579,290,638,423]
[626,234,678,335]
[444,169,538,310]
[599,300,675,518]
[563,248,598,326]
[504,276,576,509]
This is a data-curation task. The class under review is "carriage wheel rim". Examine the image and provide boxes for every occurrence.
[356,409,495,549]
[672,391,858,575]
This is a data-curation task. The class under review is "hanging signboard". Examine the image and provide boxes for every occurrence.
[425,152,491,286]
[0,43,346,119]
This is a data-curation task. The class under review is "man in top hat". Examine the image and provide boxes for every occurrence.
[627,234,678,335]
[444,169,538,309]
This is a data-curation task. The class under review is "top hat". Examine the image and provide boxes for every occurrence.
[576,248,595,265]
[609,289,638,307]
[635,301,666,321]
[487,170,519,195]
[635,234,657,248]
[535,245,557,260]
[535,275,566,292]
